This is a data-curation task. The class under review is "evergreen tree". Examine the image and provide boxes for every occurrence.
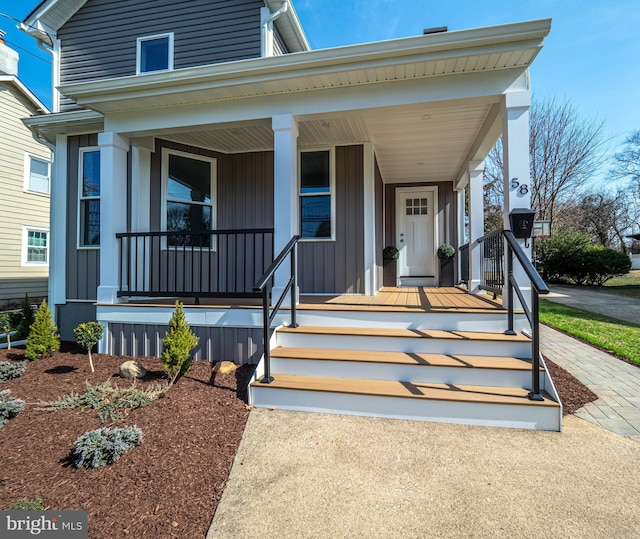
[25,300,60,360]
[161,301,199,386]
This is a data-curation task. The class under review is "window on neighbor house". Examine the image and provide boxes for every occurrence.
[25,154,51,195]
[137,33,174,74]
[164,150,216,247]
[22,227,49,265]
[79,148,101,247]
[299,150,333,240]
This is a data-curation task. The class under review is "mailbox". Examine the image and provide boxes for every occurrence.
[509,208,535,239]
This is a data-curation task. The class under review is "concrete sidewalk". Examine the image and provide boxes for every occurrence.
[209,410,640,538]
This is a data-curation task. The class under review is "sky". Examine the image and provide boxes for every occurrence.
[1,0,639,177]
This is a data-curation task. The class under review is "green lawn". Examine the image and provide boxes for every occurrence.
[580,269,640,299]
[539,299,640,366]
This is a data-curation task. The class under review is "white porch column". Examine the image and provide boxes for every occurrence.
[363,142,376,295]
[49,135,68,315]
[97,132,129,304]
[502,91,532,304]
[272,114,299,303]
[456,185,466,284]
[468,161,484,294]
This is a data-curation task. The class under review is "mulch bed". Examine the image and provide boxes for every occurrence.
[0,343,600,537]
[0,343,253,539]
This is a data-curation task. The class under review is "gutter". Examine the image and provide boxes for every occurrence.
[261,1,289,57]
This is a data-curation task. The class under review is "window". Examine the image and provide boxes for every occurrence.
[162,150,216,247]
[137,33,174,74]
[24,153,51,195]
[78,148,101,248]
[299,150,333,240]
[22,227,49,265]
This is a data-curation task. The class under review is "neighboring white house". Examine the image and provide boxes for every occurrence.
[0,31,51,308]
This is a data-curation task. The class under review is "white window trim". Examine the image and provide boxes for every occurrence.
[77,146,101,250]
[136,32,174,75]
[298,147,336,242]
[21,226,50,266]
[161,148,217,250]
[23,152,51,196]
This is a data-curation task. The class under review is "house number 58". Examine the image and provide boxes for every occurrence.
[510,178,529,195]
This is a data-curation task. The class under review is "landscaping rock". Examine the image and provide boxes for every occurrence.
[119,360,147,379]
[212,361,237,375]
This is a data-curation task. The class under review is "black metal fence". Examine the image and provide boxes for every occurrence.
[116,228,274,299]
[459,243,469,284]
[478,229,504,293]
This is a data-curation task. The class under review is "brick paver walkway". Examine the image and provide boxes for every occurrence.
[542,326,640,442]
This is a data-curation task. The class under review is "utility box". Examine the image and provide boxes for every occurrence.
[509,208,535,239]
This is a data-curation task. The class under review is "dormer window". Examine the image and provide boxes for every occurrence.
[137,33,174,74]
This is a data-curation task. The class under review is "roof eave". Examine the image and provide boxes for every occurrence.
[0,75,50,113]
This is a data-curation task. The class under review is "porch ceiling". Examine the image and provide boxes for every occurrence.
[159,98,495,183]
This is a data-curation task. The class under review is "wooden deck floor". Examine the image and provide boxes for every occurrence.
[116,287,504,313]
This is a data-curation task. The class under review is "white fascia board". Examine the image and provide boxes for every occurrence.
[267,0,311,52]
[60,19,550,106]
[22,0,87,45]
[0,75,49,113]
[23,109,104,138]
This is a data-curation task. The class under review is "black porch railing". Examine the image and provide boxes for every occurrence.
[459,243,469,284]
[116,228,274,300]
[253,235,300,384]
[477,228,550,400]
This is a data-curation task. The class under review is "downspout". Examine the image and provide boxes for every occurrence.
[261,1,289,57]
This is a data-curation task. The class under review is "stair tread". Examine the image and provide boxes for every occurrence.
[271,347,540,371]
[252,374,558,407]
[278,326,531,342]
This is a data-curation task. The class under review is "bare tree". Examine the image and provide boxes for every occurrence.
[611,130,640,184]
[485,97,606,226]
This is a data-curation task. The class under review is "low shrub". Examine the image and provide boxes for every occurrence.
[0,361,27,382]
[7,498,43,510]
[161,301,199,386]
[73,322,104,373]
[0,389,25,428]
[72,425,143,469]
[25,300,60,361]
[437,243,456,260]
[43,380,166,422]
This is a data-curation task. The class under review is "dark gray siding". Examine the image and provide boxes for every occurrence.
[58,0,264,111]
[67,134,101,300]
[108,323,262,364]
[298,145,365,294]
[57,302,97,341]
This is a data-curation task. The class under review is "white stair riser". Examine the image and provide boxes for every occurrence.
[276,333,532,359]
[291,310,529,332]
[250,387,561,431]
[270,357,541,389]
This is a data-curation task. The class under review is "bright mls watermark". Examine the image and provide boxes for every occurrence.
[2,511,87,538]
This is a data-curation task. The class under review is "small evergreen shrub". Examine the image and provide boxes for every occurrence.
[42,380,166,422]
[73,322,104,373]
[383,245,399,260]
[72,425,143,469]
[25,300,60,361]
[437,243,456,260]
[7,498,43,510]
[18,294,35,339]
[0,389,25,428]
[0,361,27,382]
[161,301,199,386]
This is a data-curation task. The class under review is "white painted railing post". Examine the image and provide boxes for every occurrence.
[468,160,484,294]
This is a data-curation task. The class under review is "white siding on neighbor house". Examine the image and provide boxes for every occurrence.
[0,84,51,303]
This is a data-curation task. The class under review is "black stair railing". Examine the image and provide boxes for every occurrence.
[253,235,301,384]
[478,229,550,400]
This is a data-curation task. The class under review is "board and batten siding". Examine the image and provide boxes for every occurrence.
[58,0,264,111]
[298,145,365,294]
[108,323,263,364]
[0,84,50,304]
[66,134,101,301]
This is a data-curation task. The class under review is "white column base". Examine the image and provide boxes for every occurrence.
[97,285,122,304]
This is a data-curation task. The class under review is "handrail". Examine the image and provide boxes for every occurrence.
[501,229,550,401]
[253,235,301,384]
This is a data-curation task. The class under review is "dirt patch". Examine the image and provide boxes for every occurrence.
[0,343,253,539]
[544,356,598,415]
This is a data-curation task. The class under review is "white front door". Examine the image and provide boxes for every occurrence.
[396,187,436,282]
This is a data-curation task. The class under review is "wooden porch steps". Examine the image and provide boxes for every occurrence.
[252,374,557,408]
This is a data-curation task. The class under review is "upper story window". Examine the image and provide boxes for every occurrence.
[78,148,101,248]
[137,33,174,74]
[162,149,216,247]
[299,149,334,240]
[24,153,51,195]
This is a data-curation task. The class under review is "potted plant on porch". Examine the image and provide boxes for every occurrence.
[437,243,456,287]
[383,245,399,287]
